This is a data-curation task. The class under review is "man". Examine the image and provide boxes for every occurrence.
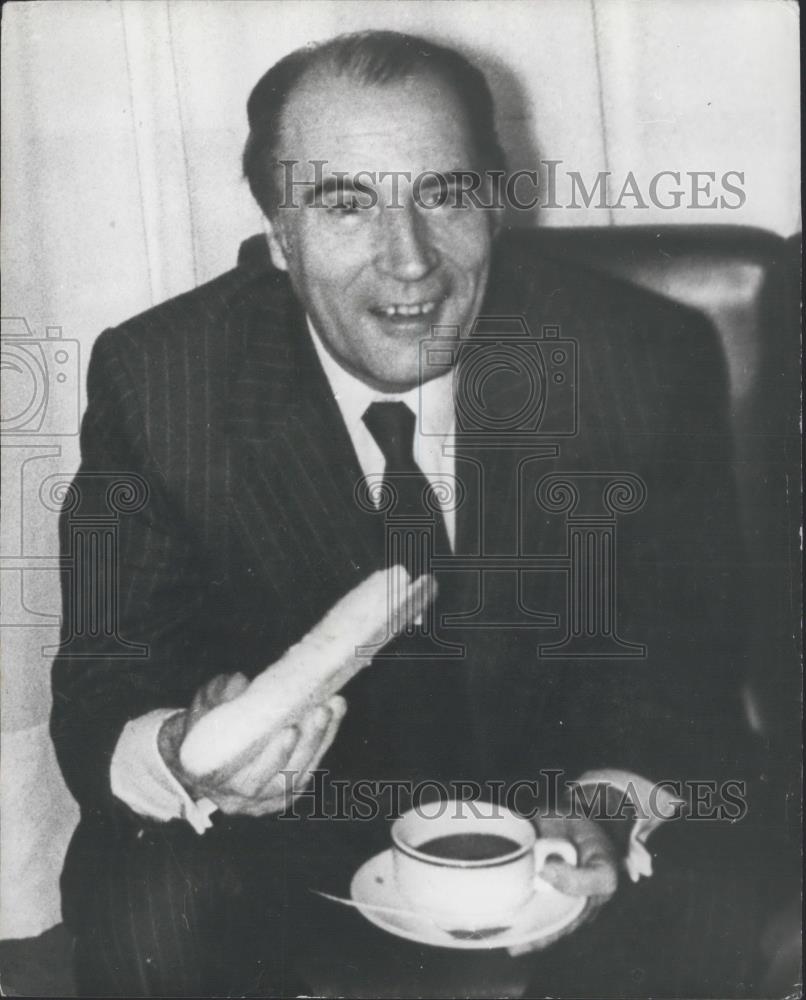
[52,31,754,998]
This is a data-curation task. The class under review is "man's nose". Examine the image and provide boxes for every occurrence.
[375,204,438,281]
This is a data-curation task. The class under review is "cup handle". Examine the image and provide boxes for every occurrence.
[533,838,577,888]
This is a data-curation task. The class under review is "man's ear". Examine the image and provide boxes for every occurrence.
[262,216,289,272]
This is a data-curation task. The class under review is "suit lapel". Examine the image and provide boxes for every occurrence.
[223,275,384,602]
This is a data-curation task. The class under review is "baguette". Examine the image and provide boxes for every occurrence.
[179,565,435,780]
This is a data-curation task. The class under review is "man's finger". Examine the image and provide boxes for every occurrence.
[188,672,249,727]
[189,673,226,718]
[240,788,300,817]
[287,703,333,769]
[218,789,293,817]
[234,705,330,801]
[261,701,337,799]
[218,725,299,798]
[538,855,618,898]
[199,693,345,808]
[286,695,347,790]
[247,698,347,813]
[221,671,250,702]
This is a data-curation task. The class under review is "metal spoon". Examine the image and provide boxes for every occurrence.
[310,890,511,940]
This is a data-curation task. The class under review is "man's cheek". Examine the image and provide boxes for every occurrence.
[304,234,369,279]
[436,207,491,239]
[436,227,490,271]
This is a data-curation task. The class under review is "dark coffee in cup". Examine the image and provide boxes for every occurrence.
[417,833,520,862]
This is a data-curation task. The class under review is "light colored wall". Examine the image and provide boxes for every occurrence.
[0,0,800,938]
[594,0,800,233]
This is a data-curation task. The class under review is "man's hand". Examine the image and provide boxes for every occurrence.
[158,672,346,817]
[507,812,618,956]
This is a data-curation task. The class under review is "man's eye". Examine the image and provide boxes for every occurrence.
[323,194,362,214]
[417,180,458,209]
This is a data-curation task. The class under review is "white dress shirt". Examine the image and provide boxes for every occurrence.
[110,320,456,832]
[306,319,457,546]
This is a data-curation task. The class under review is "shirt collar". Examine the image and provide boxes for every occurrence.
[306,317,455,439]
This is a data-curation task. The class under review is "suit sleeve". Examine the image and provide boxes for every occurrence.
[50,329,229,822]
[561,315,755,787]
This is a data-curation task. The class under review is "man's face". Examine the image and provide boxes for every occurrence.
[265,70,495,392]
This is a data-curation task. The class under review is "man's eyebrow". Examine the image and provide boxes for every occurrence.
[418,170,477,187]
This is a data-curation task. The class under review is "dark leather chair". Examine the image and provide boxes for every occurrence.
[510,228,800,745]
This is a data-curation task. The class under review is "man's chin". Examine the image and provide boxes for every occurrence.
[358,352,438,393]
[369,313,443,347]
[363,370,427,393]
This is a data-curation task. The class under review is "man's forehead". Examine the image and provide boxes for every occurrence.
[275,68,474,174]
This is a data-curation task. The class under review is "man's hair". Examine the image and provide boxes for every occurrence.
[242,30,506,217]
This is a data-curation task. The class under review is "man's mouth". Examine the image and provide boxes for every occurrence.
[373,301,438,319]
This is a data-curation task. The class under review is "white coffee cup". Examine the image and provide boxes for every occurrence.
[391,799,577,930]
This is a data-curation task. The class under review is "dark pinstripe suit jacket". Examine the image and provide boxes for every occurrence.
[51,236,750,852]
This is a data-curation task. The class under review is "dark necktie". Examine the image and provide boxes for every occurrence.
[362,401,451,579]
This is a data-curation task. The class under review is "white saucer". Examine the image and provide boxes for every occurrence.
[349,849,587,951]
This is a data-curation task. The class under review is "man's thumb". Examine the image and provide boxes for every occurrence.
[222,671,250,702]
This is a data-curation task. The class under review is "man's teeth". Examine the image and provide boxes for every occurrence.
[380,302,436,318]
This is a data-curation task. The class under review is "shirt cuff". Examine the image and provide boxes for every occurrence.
[110,708,218,834]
